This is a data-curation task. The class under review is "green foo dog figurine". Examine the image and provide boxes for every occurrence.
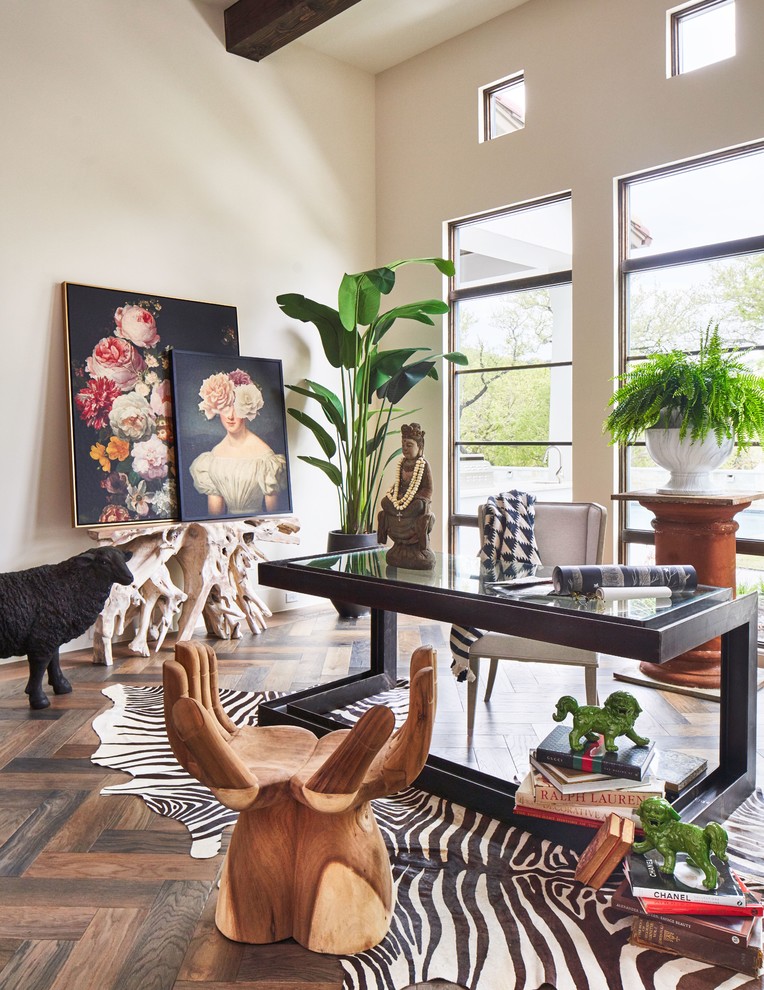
[633,796,729,890]
[552,690,650,753]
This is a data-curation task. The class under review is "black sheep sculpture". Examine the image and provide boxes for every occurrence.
[0,547,134,709]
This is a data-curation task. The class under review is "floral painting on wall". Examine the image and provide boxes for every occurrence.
[171,350,292,522]
[65,283,239,527]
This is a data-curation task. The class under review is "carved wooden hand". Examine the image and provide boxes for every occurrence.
[163,641,436,953]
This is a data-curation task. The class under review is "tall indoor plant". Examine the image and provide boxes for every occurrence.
[277,257,465,535]
[604,325,764,492]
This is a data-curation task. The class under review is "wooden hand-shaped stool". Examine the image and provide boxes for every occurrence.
[163,641,436,954]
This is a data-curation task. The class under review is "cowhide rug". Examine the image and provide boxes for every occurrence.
[92,684,764,990]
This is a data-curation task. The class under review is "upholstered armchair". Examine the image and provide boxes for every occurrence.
[467,501,607,737]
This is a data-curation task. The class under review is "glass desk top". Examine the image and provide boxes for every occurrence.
[279,547,730,628]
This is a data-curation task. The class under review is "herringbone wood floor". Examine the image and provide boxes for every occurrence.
[0,604,761,990]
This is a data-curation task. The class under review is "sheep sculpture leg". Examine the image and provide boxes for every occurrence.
[164,641,437,954]
[25,648,70,710]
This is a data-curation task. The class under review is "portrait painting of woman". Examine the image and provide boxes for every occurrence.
[172,351,292,521]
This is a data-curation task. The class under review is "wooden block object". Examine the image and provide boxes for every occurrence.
[575,812,635,888]
[163,642,437,955]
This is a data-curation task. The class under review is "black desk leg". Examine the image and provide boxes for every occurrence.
[719,612,757,789]
[371,608,398,683]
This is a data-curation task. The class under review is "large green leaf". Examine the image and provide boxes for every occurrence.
[298,455,344,487]
[338,272,381,331]
[362,267,396,294]
[372,299,449,342]
[365,429,390,456]
[387,257,455,277]
[368,347,429,392]
[287,408,336,458]
[287,381,346,440]
[444,350,469,365]
[277,293,347,369]
[376,359,437,403]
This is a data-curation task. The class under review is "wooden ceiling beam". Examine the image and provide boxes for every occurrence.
[225,0,364,62]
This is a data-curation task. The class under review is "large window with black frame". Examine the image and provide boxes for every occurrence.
[447,193,572,555]
[618,143,764,642]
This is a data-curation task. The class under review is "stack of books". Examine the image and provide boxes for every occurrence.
[514,727,710,832]
[615,852,764,977]
[574,813,635,888]
[513,726,663,830]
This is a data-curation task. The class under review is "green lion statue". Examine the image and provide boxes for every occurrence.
[552,690,650,753]
[633,796,729,890]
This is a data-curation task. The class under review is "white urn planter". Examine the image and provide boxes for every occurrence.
[645,428,734,494]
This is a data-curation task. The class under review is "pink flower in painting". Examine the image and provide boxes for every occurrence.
[149,378,173,418]
[86,337,146,391]
[229,369,253,387]
[131,434,169,481]
[99,504,131,523]
[74,377,122,429]
[109,391,155,440]
[114,305,160,348]
[198,372,235,420]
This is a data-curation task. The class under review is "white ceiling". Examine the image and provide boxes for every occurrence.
[204,0,532,74]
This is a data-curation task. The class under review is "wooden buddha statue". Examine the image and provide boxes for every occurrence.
[377,423,435,570]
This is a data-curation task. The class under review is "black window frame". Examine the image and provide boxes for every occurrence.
[447,193,573,547]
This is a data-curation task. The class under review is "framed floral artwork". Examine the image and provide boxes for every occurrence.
[171,350,293,522]
[64,283,239,527]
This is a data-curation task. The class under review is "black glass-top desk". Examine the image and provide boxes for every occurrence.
[258,548,758,847]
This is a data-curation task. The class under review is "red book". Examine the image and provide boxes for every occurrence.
[512,803,603,830]
[638,874,764,918]
[575,814,635,888]
[611,878,758,946]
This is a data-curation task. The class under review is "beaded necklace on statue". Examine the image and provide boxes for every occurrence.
[388,456,426,516]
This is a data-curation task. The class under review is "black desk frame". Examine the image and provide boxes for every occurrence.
[258,552,758,849]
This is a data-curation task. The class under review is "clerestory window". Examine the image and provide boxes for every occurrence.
[669,0,736,76]
[480,73,526,142]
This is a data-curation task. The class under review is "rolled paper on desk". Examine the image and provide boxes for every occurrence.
[552,564,697,595]
[594,586,672,602]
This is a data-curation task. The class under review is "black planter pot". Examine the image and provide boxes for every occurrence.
[326,530,379,619]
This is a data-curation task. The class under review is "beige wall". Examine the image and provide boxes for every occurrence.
[375,0,764,557]
[0,1,375,630]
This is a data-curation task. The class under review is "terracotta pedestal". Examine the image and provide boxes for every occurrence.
[613,491,762,689]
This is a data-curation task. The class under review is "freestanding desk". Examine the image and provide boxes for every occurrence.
[258,548,758,849]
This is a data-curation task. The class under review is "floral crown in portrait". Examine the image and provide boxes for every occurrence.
[198,369,264,421]
[401,422,425,451]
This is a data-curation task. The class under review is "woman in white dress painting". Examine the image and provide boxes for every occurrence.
[189,369,287,516]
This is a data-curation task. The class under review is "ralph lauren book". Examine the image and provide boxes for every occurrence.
[535,725,655,782]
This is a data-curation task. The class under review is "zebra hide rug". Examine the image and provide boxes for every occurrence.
[92,683,764,990]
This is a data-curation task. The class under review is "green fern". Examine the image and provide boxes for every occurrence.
[604,324,764,449]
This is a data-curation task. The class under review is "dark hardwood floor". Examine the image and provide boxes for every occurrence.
[0,604,760,990]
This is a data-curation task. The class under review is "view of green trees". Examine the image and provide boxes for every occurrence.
[456,255,763,475]
[628,253,764,471]
[457,287,563,468]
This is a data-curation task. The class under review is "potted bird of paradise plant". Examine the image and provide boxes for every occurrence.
[277,257,465,543]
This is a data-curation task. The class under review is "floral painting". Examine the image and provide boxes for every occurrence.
[171,350,292,522]
[65,283,238,527]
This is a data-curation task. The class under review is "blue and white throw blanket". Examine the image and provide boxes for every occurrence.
[450,490,541,682]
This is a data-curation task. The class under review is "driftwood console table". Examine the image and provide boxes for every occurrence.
[89,515,300,664]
